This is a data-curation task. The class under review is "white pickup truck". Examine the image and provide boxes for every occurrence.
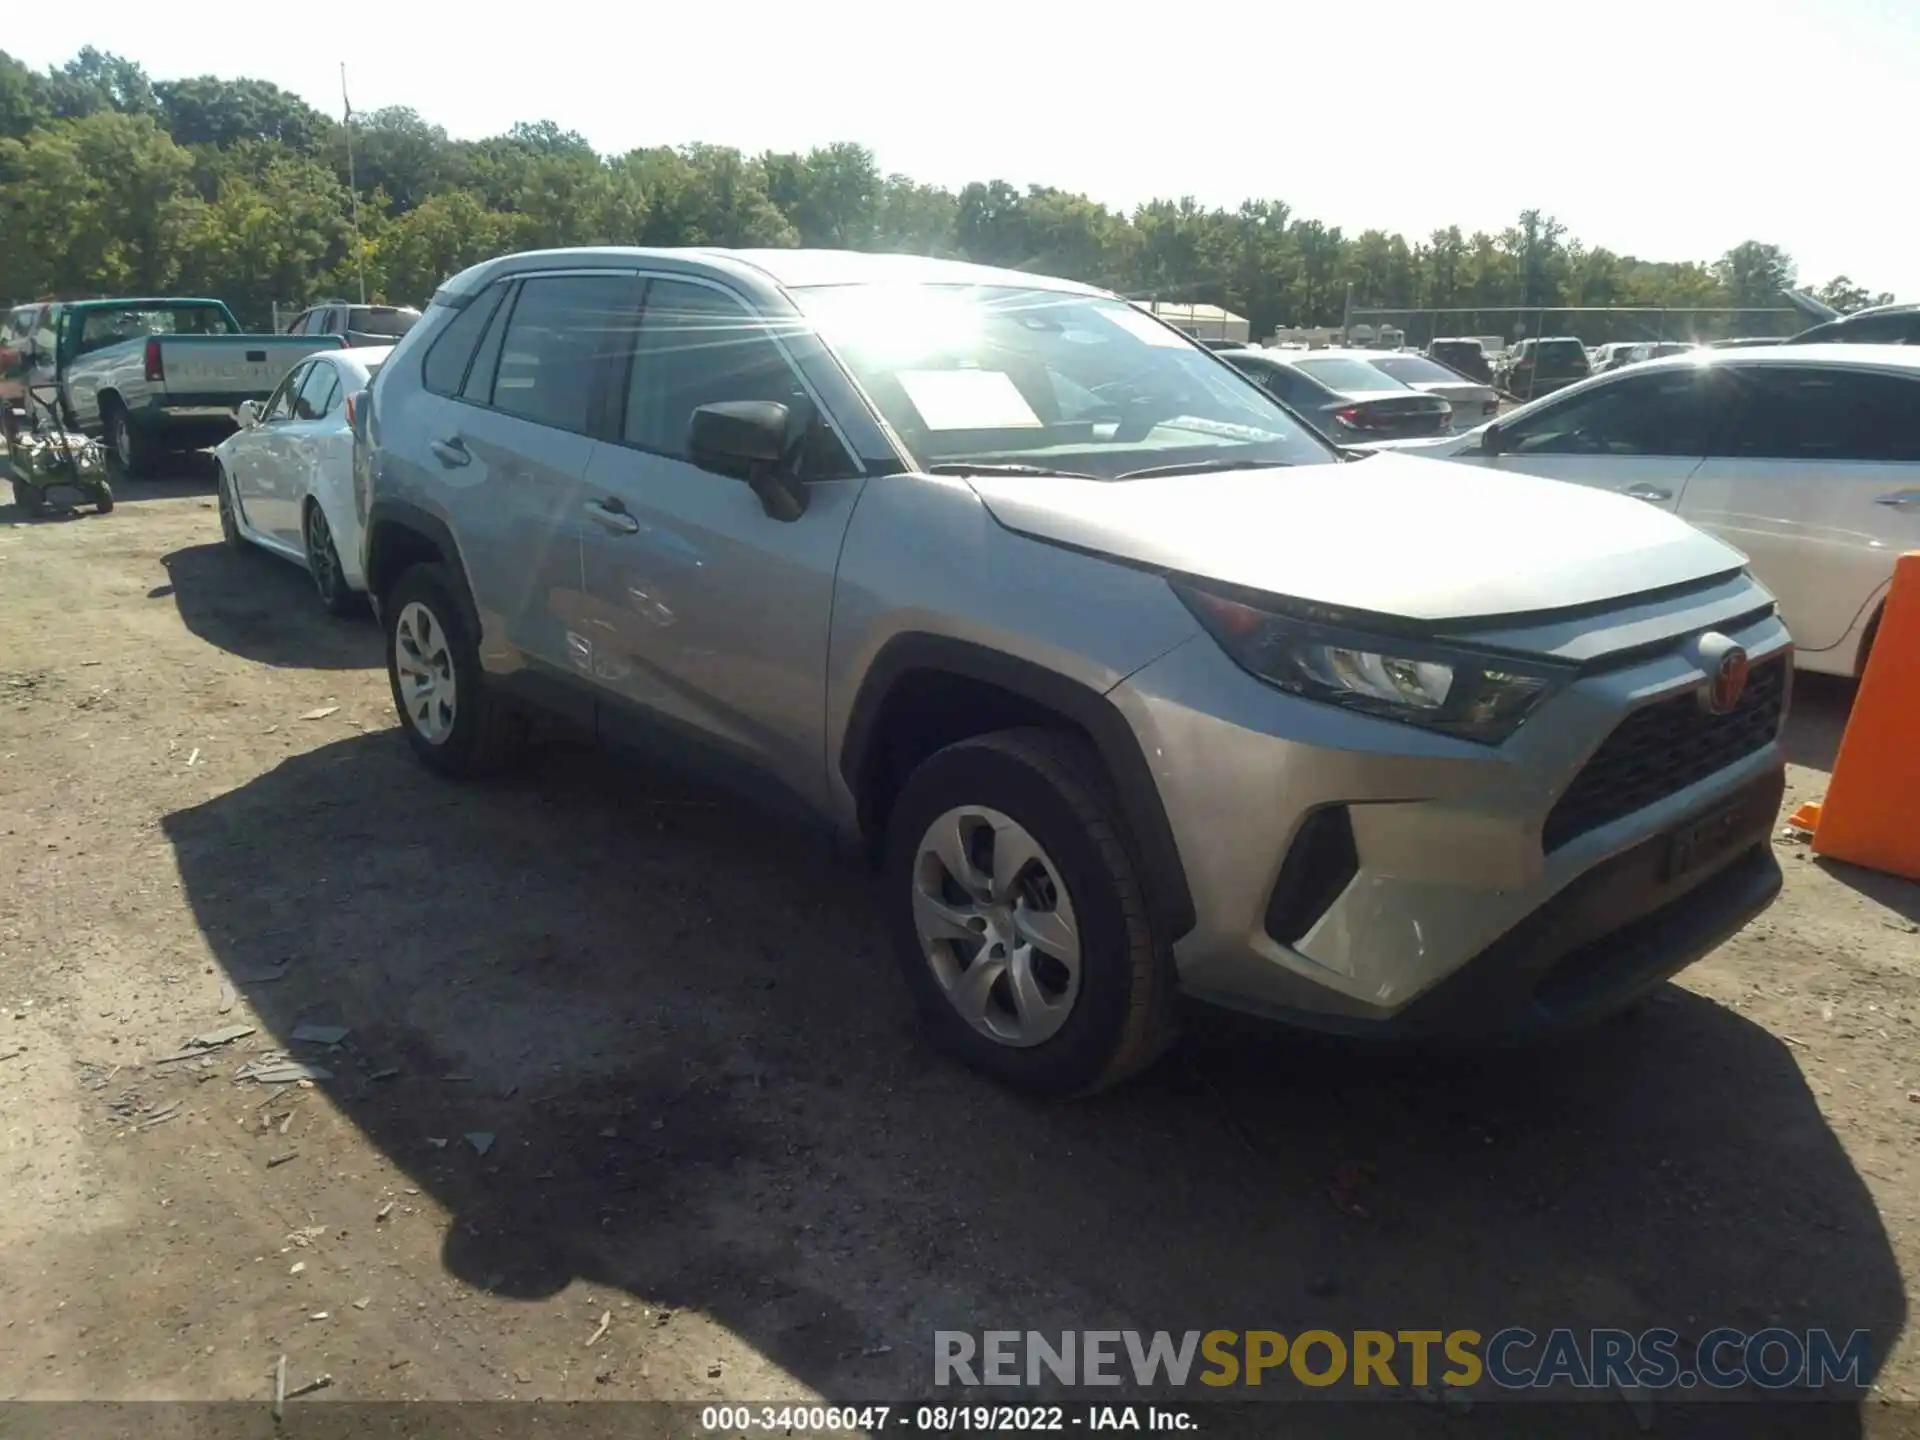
[28,297,342,478]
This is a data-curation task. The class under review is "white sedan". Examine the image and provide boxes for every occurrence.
[1365,344,1920,678]
[214,346,391,615]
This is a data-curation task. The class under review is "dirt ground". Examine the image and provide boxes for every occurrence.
[3,465,1920,1436]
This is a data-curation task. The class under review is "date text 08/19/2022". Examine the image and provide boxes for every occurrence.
[700,1406,1195,1432]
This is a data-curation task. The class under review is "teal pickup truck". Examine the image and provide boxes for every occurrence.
[6,297,342,478]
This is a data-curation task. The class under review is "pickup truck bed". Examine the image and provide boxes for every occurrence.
[64,331,343,476]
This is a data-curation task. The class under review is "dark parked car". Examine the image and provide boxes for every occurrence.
[1784,302,1919,347]
[1220,349,1454,439]
[1497,337,1591,399]
[1427,337,1494,385]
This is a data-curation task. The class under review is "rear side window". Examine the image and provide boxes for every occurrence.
[421,285,508,397]
[1232,357,1322,409]
[1711,367,1920,463]
[487,274,636,434]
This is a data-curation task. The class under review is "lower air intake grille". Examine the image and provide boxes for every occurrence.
[1542,657,1787,853]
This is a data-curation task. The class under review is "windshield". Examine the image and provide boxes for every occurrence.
[1369,355,1467,386]
[73,303,234,356]
[1291,357,1412,393]
[791,283,1336,478]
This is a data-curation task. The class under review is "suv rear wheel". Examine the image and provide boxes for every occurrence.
[383,563,525,777]
[882,727,1176,1097]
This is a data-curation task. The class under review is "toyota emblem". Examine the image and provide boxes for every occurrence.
[1707,647,1750,714]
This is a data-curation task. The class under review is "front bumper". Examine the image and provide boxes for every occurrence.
[1107,574,1790,1037]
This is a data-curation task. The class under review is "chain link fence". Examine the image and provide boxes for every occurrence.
[1341,305,1806,351]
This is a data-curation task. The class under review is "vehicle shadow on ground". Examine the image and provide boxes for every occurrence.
[158,542,380,671]
[1783,673,1856,776]
[0,500,114,525]
[1818,860,1920,928]
[115,450,220,501]
[159,731,1903,1435]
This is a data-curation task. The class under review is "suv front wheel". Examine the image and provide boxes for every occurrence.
[383,563,525,777]
[882,728,1176,1098]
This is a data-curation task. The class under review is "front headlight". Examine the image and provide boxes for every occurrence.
[1172,579,1569,745]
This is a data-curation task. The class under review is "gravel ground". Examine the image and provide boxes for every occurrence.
[2,468,1919,1437]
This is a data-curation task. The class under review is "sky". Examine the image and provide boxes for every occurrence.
[15,0,1918,301]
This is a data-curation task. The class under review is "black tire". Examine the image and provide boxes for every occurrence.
[102,400,159,480]
[882,727,1177,1098]
[11,478,45,518]
[216,466,243,548]
[304,500,359,618]
[384,562,526,778]
[93,483,113,515]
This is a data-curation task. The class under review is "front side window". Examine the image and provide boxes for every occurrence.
[1501,369,1713,457]
[792,283,1337,478]
[421,284,508,398]
[622,278,853,479]
[294,363,341,420]
[263,363,307,422]
[1709,366,1920,463]
[487,274,635,434]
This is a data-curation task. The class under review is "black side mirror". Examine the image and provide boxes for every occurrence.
[1480,421,1506,456]
[687,400,808,521]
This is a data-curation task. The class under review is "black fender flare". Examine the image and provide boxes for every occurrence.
[364,499,476,626]
[839,633,1196,941]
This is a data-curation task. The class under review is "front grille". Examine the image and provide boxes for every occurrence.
[1542,657,1787,853]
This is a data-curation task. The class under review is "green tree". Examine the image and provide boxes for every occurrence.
[1813,275,1896,313]
[3,47,1892,340]
[0,110,197,295]
[155,75,331,150]
[1714,240,1797,310]
[0,50,49,139]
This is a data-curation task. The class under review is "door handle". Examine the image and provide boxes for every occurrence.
[1874,490,1920,508]
[429,435,470,467]
[1621,484,1672,502]
[583,498,639,534]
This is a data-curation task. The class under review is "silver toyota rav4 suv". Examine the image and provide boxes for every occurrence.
[351,248,1790,1097]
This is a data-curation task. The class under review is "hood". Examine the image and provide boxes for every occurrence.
[969,452,1747,624]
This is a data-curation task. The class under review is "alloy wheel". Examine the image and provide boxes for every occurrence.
[393,601,458,745]
[111,411,133,469]
[217,473,238,542]
[910,804,1081,1047]
[306,506,338,601]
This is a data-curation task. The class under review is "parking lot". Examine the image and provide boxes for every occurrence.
[3,467,1920,1432]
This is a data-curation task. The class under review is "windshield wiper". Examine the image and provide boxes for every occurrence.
[1116,458,1293,480]
[924,462,1102,479]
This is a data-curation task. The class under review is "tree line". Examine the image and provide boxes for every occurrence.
[0,47,1898,341]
